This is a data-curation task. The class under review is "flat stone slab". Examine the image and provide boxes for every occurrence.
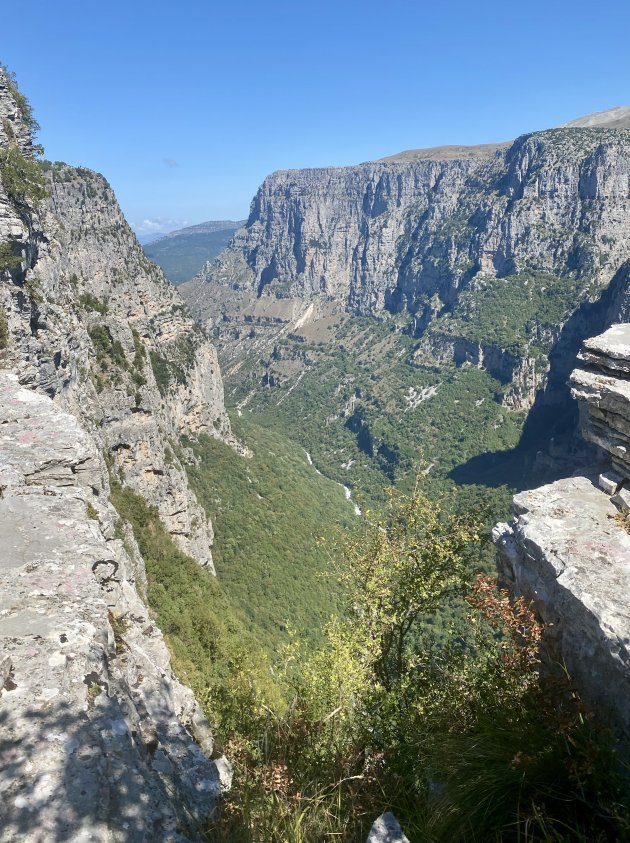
[495,475,630,737]
[0,372,222,842]
[580,323,630,375]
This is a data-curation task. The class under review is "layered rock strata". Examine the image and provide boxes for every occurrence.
[0,372,228,842]
[570,323,630,480]
[0,68,235,570]
[184,125,630,411]
[494,324,630,739]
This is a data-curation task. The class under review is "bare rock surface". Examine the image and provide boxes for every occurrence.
[365,811,411,843]
[571,324,630,478]
[0,372,226,842]
[0,67,237,570]
[496,324,630,741]
[494,475,630,736]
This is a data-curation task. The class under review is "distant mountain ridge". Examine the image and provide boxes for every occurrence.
[375,106,630,164]
[142,219,245,285]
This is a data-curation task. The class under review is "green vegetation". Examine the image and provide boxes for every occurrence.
[184,414,357,653]
[0,144,47,208]
[1,65,40,133]
[149,334,199,395]
[226,315,519,515]
[0,304,8,350]
[431,270,598,354]
[149,350,171,395]
[78,291,108,315]
[88,325,128,370]
[142,221,243,284]
[109,479,282,715]
[0,241,22,270]
[199,485,628,842]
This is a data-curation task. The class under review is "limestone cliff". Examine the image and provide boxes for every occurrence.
[0,68,234,570]
[0,372,229,841]
[494,325,630,740]
[180,122,630,494]
[184,125,630,415]
[0,67,233,838]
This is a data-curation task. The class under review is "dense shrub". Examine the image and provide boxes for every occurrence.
[0,305,8,350]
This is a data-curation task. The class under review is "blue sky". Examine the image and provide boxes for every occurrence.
[2,0,628,235]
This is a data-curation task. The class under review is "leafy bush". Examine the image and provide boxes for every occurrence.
[0,241,22,270]
[205,485,629,842]
[0,305,8,350]
[88,324,128,369]
[149,350,171,395]
[1,66,40,133]
[0,145,47,208]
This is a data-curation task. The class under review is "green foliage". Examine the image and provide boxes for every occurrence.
[0,304,8,350]
[149,350,171,394]
[108,479,282,723]
[1,66,40,133]
[88,324,128,370]
[431,270,598,354]
[184,414,357,654]
[23,275,43,304]
[0,241,22,270]
[78,292,108,315]
[149,334,199,395]
[0,145,47,208]
[205,486,628,843]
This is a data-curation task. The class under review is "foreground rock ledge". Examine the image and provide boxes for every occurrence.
[494,474,630,738]
[0,372,227,842]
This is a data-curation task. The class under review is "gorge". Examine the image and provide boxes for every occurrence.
[1,60,630,842]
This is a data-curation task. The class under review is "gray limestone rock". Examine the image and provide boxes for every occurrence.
[598,469,624,494]
[0,67,239,571]
[0,372,226,841]
[494,474,630,739]
[495,325,630,742]
[365,811,411,843]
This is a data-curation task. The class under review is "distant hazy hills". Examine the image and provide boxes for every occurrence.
[142,220,245,285]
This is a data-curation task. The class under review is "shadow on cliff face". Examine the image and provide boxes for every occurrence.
[0,675,208,842]
[449,263,630,492]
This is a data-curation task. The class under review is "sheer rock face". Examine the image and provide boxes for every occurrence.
[0,372,229,842]
[0,69,234,571]
[570,324,630,478]
[494,324,630,740]
[184,128,630,412]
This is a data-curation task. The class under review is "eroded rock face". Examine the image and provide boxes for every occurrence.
[0,68,235,570]
[495,324,630,740]
[183,127,630,420]
[494,475,630,737]
[571,324,630,478]
[0,373,228,842]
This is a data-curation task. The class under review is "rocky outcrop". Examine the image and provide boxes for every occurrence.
[183,124,630,420]
[0,372,229,841]
[494,325,630,740]
[570,324,630,478]
[0,68,234,570]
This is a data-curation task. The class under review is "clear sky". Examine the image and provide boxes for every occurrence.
[2,0,628,235]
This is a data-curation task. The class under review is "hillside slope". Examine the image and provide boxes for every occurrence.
[143,219,244,284]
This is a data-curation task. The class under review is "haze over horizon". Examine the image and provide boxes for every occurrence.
[3,0,628,236]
